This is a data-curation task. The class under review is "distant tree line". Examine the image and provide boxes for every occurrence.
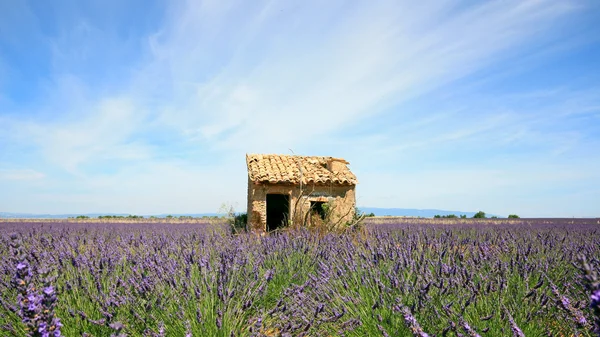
[98,215,145,219]
[433,214,467,219]
[433,211,520,219]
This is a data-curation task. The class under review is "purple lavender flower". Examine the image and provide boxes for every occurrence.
[216,310,223,329]
[265,269,274,282]
[503,307,525,337]
[38,318,62,337]
[109,321,124,331]
[581,258,600,336]
[377,324,391,337]
[157,321,166,337]
[402,306,430,337]
[185,321,192,337]
[459,318,481,337]
[550,282,589,328]
[10,234,62,337]
[592,289,600,307]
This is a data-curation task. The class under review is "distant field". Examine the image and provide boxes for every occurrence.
[1,218,599,336]
[365,216,600,226]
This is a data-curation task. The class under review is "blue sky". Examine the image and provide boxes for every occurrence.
[1,0,599,217]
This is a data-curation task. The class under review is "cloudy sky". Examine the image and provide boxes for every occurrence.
[1,0,599,217]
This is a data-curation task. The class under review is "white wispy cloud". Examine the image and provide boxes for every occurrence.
[0,169,45,181]
[136,0,582,152]
[5,97,148,174]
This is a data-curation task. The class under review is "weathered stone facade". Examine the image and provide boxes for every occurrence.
[246,154,357,233]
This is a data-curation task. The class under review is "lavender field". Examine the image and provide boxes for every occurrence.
[1,219,599,336]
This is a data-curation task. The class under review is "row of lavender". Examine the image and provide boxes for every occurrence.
[1,219,599,336]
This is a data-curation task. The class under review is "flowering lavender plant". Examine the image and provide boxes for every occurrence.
[581,255,600,336]
[0,218,599,336]
[10,234,62,337]
[401,306,430,337]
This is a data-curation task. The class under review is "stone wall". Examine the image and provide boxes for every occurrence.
[247,181,356,232]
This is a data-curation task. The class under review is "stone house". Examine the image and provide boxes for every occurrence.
[246,154,358,232]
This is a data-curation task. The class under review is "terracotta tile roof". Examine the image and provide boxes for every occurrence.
[246,154,357,185]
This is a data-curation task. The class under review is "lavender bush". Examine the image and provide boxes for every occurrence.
[0,219,599,336]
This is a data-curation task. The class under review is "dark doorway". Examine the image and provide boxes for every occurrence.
[310,201,327,220]
[266,194,289,231]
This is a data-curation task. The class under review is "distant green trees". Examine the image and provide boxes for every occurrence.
[432,212,520,219]
[434,214,459,218]
[473,211,486,218]
[354,208,375,219]
[98,215,144,219]
[233,213,248,233]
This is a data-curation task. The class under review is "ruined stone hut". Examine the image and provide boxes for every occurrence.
[246,154,358,232]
